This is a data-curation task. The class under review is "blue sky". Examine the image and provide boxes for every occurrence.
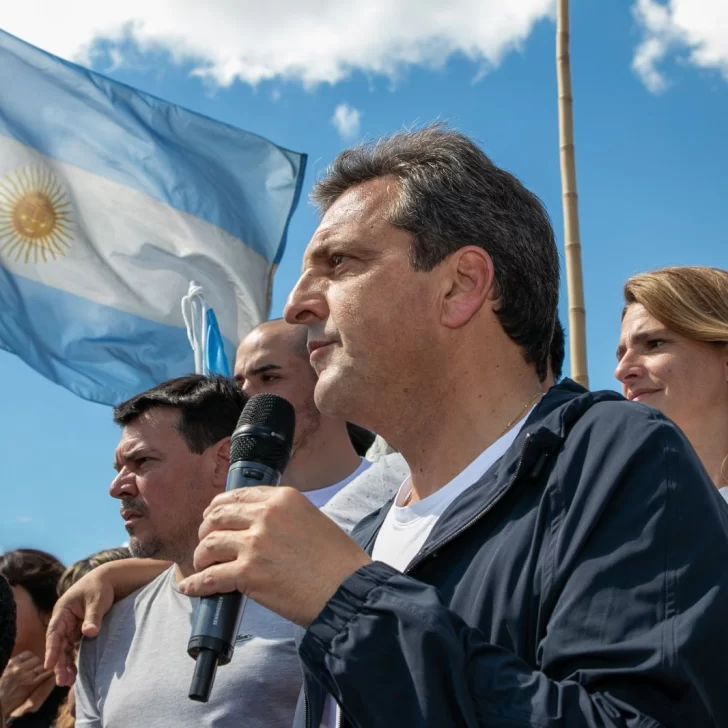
[1,0,726,565]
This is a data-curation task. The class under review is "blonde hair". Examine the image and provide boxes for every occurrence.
[56,547,131,598]
[623,266,728,344]
[52,705,75,728]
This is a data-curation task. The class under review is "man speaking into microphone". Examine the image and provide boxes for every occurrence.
[180,124,728,727]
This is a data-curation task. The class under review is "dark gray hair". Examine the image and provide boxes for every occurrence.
[311,124,559,379]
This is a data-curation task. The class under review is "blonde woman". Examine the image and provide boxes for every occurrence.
[615,266,728,500]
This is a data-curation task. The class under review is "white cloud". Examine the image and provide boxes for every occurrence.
[632,0,728,92]
[2,0,555,88]
[331,104,362,139]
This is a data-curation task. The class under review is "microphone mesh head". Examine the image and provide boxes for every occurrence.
[230,394,295,473]
[0,575,16,675]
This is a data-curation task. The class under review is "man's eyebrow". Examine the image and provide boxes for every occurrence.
[249,363,282,377]
[304,237,378,267]
[113,446,158,471]
[304,239,334,265]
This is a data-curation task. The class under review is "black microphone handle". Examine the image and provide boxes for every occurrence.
[188,461,282,702]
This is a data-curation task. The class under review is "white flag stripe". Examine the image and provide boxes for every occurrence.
[0,134,270,344]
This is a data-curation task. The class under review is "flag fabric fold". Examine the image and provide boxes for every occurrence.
[181,281,231,377]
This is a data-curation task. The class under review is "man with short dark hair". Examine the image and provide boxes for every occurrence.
[73,375,302,728]
[109,376,244,569]
[181,125,728,727]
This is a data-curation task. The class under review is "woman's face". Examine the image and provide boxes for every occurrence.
[615,303,728,429]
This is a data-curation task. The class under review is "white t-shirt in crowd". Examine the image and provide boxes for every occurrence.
[719,486,728,505]
[303,458,372,508]
[322,412,532,728]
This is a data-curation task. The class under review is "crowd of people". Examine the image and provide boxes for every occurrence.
[0,124,727,727]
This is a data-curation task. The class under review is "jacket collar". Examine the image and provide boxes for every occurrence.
[353,380,625,557]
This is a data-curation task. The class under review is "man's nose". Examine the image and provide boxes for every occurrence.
[109,470,137,499]
[284,270,329,326]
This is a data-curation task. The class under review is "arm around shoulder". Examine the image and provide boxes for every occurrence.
[45,558,170,686]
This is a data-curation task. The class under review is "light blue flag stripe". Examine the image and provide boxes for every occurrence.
[204,308,231,377]
[0,28,306,264]
[0,268,236,405]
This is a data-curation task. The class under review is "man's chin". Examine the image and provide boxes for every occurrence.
[313,371,344,415]
[128,538,164,560]
[313,369,362,423]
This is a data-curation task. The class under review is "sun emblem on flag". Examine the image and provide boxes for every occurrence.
[0,165,74,263]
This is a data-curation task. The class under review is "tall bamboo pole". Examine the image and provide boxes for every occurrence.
[556,0,589,388]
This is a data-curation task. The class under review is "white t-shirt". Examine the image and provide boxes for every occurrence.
[322,414,531,728]
[303,458,372,508]
[719,486,728,505]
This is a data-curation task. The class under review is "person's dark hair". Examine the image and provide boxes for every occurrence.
[549,318,565,382]
[0,549,64,615]
[311,124,559,379]
[0,575,16,675]
[114,375,246,454]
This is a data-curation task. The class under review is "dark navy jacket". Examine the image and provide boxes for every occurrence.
[294,381,728,727]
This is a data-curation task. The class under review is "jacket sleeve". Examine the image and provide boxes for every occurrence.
[297,408,728,727]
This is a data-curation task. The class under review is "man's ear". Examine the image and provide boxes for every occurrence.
[211,437,231,491]
[440,246,496,329]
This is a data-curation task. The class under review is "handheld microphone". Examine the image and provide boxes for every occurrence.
[187,393,295,703]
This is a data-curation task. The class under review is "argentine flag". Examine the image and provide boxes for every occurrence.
[0,29,306,405]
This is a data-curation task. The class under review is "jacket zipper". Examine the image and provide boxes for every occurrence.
[302,686,341,728]
[309,433,535,728]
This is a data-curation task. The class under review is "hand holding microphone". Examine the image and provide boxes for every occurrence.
[186,393,295,702]
[181,394,373,698]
